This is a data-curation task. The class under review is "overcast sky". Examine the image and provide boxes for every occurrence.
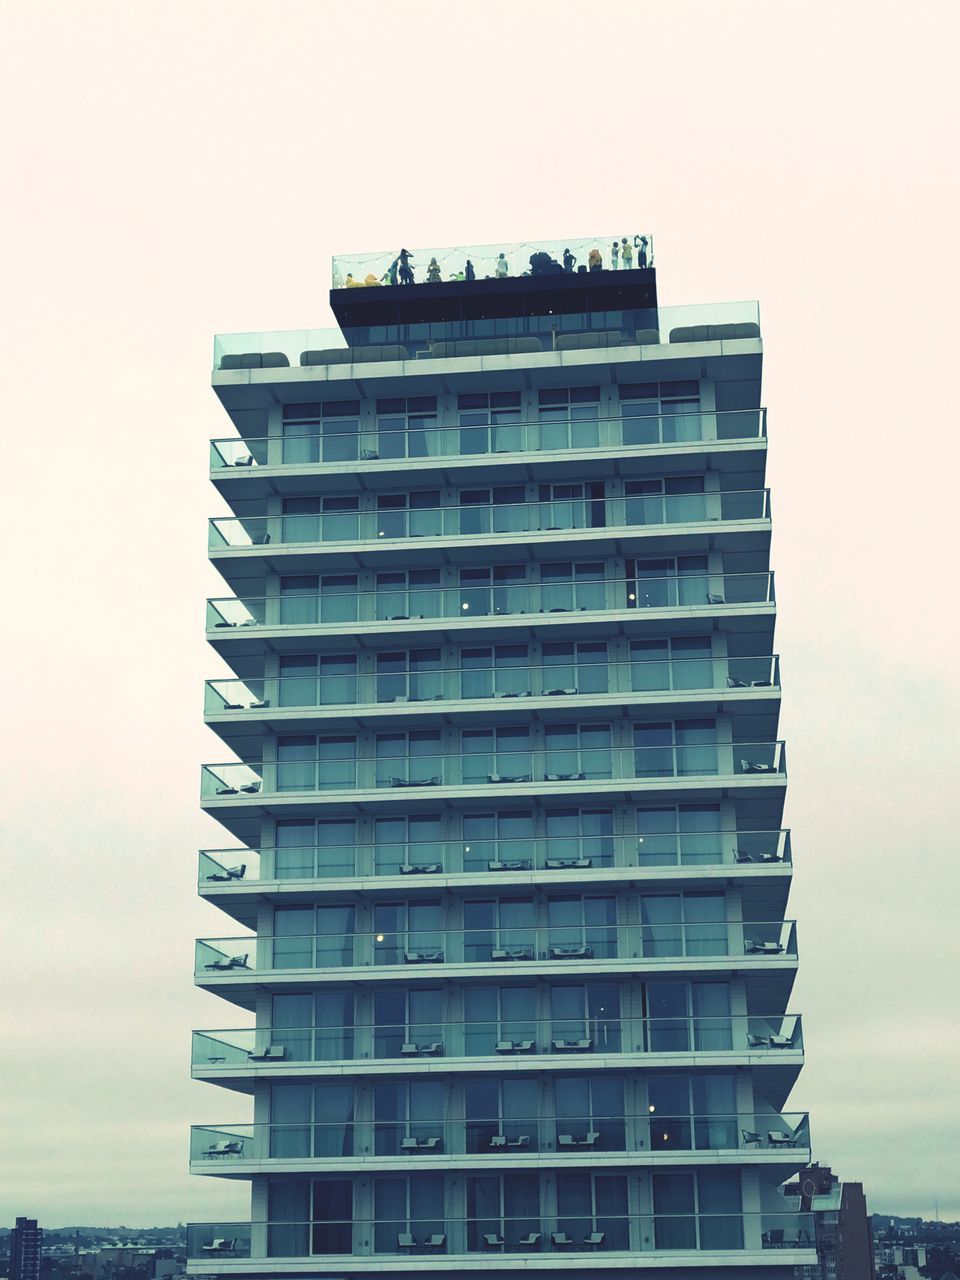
[1,0,958,1230]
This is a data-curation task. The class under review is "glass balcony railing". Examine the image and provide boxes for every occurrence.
[198,829,792,885]
[213,301,760,371]
[192,1013,804,1070]
[201,741,786,801]
[207,571,776,632]
[190,1111,809,1166]
[205,654,780,716]
[195,919,798,977]
[208,491,770,552]
[210,408,767,471]
[187,1210,816,1261]
[332,236,655,289]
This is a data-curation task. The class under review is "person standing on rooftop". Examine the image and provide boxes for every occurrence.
[495,252,509,278]
[562,247,576,273]
[398,248,415,284]
[611,240,619,269]
[621,237,633,269]
[588,247,602,271]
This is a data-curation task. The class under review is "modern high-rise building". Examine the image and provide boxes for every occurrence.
[189,235,818,1278]
[10,1217,42,1280]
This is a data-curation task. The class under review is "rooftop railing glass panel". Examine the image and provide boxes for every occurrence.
[186,1211,816,1260]
[201,741,786,801]
[192,1013,804,1069]
[208,491,770,552]
[195,919,799,976]
[332,236,654,289]
[204,655,780,716]
[210,409,767,472]
[198,829,792,886]
[213,301,759,372]
[207,571,776,632]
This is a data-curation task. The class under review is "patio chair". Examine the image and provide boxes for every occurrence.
[425,1235,446,1249]
[551,1233,573,1246]
[741,1128,763,1146]
[201,1239,236,1254]
[483,1233,504,1248]
[247,1044,284,1061]
[517,1233,541,1248]
[204,954,249,971]
[397,1233,416,1250]
[204,1140,243,1158]
[206,864,246,882]
[767,1129,797,1147]
[584,1232,605,1248]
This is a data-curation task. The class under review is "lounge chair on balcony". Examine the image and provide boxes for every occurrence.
[487,858,533,871]
[389,775,441,787]
[400,1042,444,1057]
[404,949,444,964]
[545,857,592,869]
[545,687,577,696]
[397,1233,416,1250]
[491,946,534,961]
[400,1135,442,1151]
[745,939,785,955]
[552,1037,593,1052]
[706,592,726,604]
[400,863,442,874]
[551,1232,574,1246]
[740,758,777,773]
[206,864,247,882]
[201,1239,237,1254]
[767,1129,798,1147]
[487,773,532,784]
[483,1233,504,1248]
[557,1131,600,1148]
[741,1128,763,1146]
[203,1140,244,1158]
[549,944,592,959]
[247,1044,284,1061]
[769,1030,796,1049]
[219,352,290,370]
[584,1232,605,1248]
[544,772,585,782]
[517,1233,542,1248]
[425,1234,446,1249]
[239,781,261,794]
[763,1228,785,1247]
[232,455,255,468]
[204,954,249,971]
[495,1039,535,1053]
[747,1033,771,1048]
[215,785,238,796]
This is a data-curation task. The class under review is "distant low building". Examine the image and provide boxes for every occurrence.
[784,1165,874,1280]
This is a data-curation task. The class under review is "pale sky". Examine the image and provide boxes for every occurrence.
[1,0,958,1229]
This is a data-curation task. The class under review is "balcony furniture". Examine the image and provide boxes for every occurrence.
[401,1042,444,1056]
[397,1234,416,1250]
[239,781,261,794]
[545,687,577,696]
[741,1129,763,1146]
[390,776,441,787]
[361,448,380,459]
[488,859,533,871]
[404,950,444,964]
[767,1129,798,1147]
[727,676,749,687]
[517,1234,542,1248]
[487,773,532,784]
[252,533,271,545]
[551,1233,574,1246]
[400,1136,442,1151]
[400,863,442,874]
[544,772,585,782]
[668,322,760,343]
[584,1233,605,1248]
[555,330,624,351]
[495,1039,535,1053]
[763,1229,785,1247]
[496,689,532,698]
[492,946,535,961]
[549,944,593,960]
[426,1235,446,1249]
[706,593,726,604]
[206,864,247,882]
[247,1044,285,1062]
[203,1140,244,1158]
[204,954,249,971]
[553,1037,593,1052]
[558,1131,600,1149]
[201,1240,237,1254]
[735,852,782,863]
[769,1032,795,1049]
[215,786,239,796]
[745,939,785,955]
[219,352,290,370]
[545,857,592,870]
[232,455,254,467]
[740,758,777,773]
[299,344,410,366]
[747,1033,771,1048]
[483,1234,504,1248]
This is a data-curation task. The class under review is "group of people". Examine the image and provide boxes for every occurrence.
[340,237,651,288]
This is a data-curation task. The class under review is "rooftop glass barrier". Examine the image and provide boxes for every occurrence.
[192,1013,804,1070]
[186,1210,816,1260]
[213,300,760,372]
[207,570,776,633]
[198,829,792,887]
[190,1111,809,1167]
[210,408,767,472]
[201,741,786,802]
[208,491,771,553]
[204,654,781,716]
[332,236,655,290]
[195,919,799,977]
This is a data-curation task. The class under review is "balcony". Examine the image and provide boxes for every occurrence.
[186,1210,816,1267]
[190,1110,810,1171]
[210,408,767,473]
[191,1013,804,1074]
[200,741,786,807]
[195,919,798,981]
[213,301,759,373]
[206,571,776,637]
[208,491,770,563]
[205,655,780,720]
[199,829,792,888]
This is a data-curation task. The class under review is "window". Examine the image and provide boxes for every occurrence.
[461,726,531,785]
[278,654,358,707]
[647,1073,737,1151]
[374,987,443,1058]
[463,898,536,962]
[376,396,439,460]
[652,1170,742,1250]
[373,814,444,875]
[458,485,528,535]
[276,733,356,792]
[625,555,708,610]
[644,981,732,1052]
[538,481,606,530]
[374,1081,447,1155]
[466,1174,540,1252]
[545,808,614,866]
[269,1082,355,1158]
[271,990,355,1063]
[461,810,534,872]
[633,719,718,778]
[273,905,356,970]
[311,1179,354,1255]
[376,649,443,703]
[624,475,706,526]
[465,1078,540,1152]
[375,568,442,621]
[618,381,701,447]
[640,892,727,957]
[460,645,529,699]
[373,1175,445,1253]
[547,895,617,958]
[540,559,605,612]
[275,817,357,879]
[538,386,601,450]
[554,1074,626,1150]
[375,490,442,539]
[550,983,621,1051]
[279,573,358,626]
[282,401,360,464]
[281,495,359,544]
[373,900,443,965]
[635,805,723,867]
[375,729,443,787]
[556,1172,629,1251]
[458,563,527,617]
[542,641,608,694]
[629,636,712,693]
[543,723,612,781]
[463,985,537,1055]
[458,390,522,455]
